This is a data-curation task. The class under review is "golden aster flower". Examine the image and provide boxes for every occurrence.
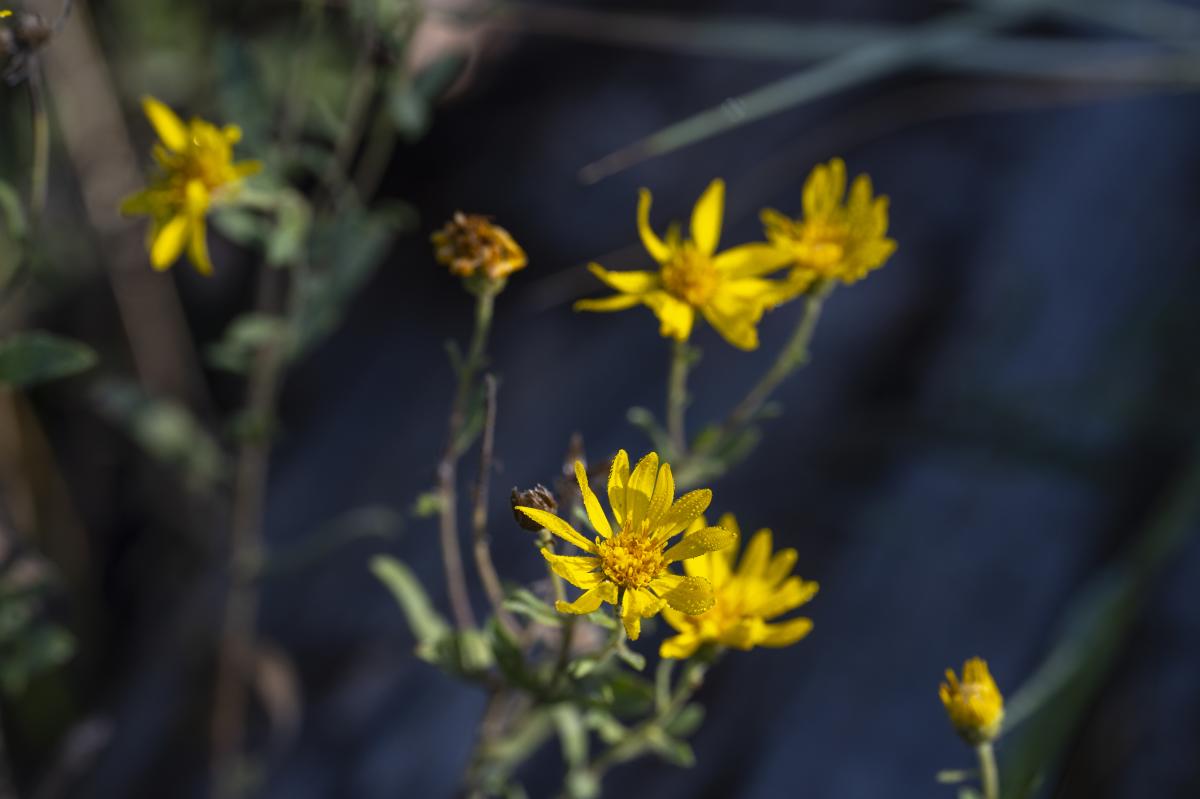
[514,450,737,640]
[575,180,795,351]
[432,212,527,282]
[940,657,1005,744]
[121,96,262,276]
[761,157,896,287]
[660,514,818,659]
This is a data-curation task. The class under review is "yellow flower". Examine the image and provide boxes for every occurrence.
[431,212,527,281]
[0,11,11,18]
[761,158,896,286]
[514,450,738,640]
[940,657,1005,744]
[660,514,817,659]
[121,97,262,276]
[575,180,795,351]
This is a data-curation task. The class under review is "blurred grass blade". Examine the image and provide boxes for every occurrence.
[998,448,1200,798]
[578,5,1036,183]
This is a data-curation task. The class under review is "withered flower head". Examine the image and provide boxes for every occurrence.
[511,484,557,531]
[432,212,527,282]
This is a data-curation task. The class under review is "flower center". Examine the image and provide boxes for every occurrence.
[597,528,664,590]
[793,220,849,270]
[661,246,719,306]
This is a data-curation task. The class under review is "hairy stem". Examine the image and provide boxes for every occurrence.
[210,267,293,799]
[976,742,999,799]
[666,338,690,457]
[438,288,497,629]
[472,374,518,633]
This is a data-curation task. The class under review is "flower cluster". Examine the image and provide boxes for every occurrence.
[940,657,1005,744]
[661,514,818,659]
[121,97,261,276]
[576,159,896,350]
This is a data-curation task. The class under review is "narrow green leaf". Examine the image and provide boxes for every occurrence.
[0,332,96,388]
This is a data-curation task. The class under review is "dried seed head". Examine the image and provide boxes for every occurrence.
[432,212,527,282]
[510,484,557,531]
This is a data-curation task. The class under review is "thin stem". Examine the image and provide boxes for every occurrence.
[723,279,833,435]
[472,374,518,634]
[28,66,50,223]
[975,742,999,799]
[210,266,293,799]
[666,338,690,456]
[437,288,497,630]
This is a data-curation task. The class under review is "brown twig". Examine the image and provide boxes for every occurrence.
[471,374,517,633]
[209,267,292,799]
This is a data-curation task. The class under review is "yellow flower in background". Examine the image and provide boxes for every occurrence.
[121,96,261,276]
[432,212,527,281]
[761,158,896,287]
[0,10,12,18]
[575,180,795,351]
[515,450,737,640]
[660,514,818,659]
[940,657,1005,744]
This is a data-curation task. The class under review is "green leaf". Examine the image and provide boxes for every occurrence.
[370,556,450,648]
[92,379,229,493]
[412,490,443,519]
[207,313,292,375]
[503,588,561,628]
[643,726,695,767]
[0,332,96,388]
[663,702,705,738]
[551,705,589,768]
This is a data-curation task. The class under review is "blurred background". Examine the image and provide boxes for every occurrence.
[1,0,1200,796]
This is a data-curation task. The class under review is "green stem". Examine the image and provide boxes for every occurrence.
[437,287,497,630]
[28,68,50,223]
[666,338,690,457]
[976,742,999,799]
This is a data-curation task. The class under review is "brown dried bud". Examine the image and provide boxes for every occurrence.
[431,212,527,282]
[511,484,557,531]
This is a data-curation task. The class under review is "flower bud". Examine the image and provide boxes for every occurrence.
[432,212,526,283]
[939,657,1004,745]
[510,484,556,531]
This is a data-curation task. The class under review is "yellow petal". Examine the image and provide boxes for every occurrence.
[641,291,695,341]
[690,178,724,257]
[737,529,773,579]
[701,289,762,351]
[755,577,819,619]
[625,452,659,530]
[758,617,813,647]
[150,214,189,270]
[713,243,794,279]
[515,507,596,553]
[574,294,644,312]
[233,159,263,179]
[661,574,714,615]
[660,631,703,660]
[142,96,189,153]
[222,124,243,144]
[575,460,612,538]
[119,190,155,217]
[542,548,605,589]
[556,581,618,614]
[608,450,630,527]
[686,513,738,582]
[663,525,737,563]
[653,489,713,542]
[646,462,674,526]
[716,618,767,650]
[637,189,670,263]
[763,547,799,586]
[620,587,666,641]
[587,263,661,294]
[187,215,214,276]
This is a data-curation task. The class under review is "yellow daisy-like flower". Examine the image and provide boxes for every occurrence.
[575,180,795,351]
[660,514,818,659]
[0,10,12,18]
[761,158,896,287]
[514,450,738,640]
[940,657,1005,745]
[121,96,262,276]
